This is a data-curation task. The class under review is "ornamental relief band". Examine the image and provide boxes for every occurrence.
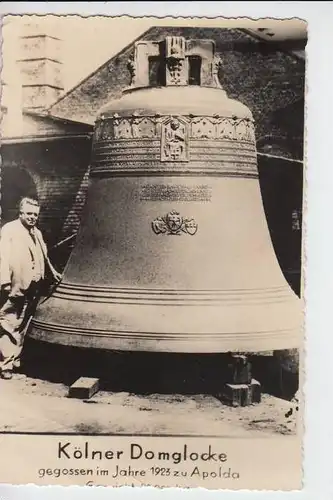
[94,115,256,144]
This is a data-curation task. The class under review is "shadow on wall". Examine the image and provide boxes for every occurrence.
[1,166,38,226]
[258,154,303,298]
[21,337,297,400]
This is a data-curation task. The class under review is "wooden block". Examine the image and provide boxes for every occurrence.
[251,378,261,404]
[68,377,99,399]
[221,383,252,407]
[217,378,262,407]
[226,354,252,384]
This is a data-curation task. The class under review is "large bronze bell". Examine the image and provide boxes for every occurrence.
[30,36,303,353]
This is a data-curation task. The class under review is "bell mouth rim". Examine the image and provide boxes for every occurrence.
[29,319,303,354]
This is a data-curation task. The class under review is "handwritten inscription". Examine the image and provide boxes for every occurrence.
[139,184,212,202]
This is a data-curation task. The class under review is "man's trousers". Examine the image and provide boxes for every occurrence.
[0,281,41,372]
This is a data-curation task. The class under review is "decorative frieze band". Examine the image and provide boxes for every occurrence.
[90,160,258,179]
[91,138,257,176]
[94,114,256,144]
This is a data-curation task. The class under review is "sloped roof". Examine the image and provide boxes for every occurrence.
[48,25,306,126]
[2,109,92,143]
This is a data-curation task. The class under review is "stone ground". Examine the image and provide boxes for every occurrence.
[0,373,299,436]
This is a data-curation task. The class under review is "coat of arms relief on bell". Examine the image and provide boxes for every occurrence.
[152,210,198,236]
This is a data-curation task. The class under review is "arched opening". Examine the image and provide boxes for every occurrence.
[1,166,38,227]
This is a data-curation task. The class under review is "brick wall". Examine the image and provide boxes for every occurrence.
[2,137,92,269]
[257,99,305,160]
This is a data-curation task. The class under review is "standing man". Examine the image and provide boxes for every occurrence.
[0,197,61,379]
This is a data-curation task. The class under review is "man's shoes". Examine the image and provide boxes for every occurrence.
[1,370,13,380]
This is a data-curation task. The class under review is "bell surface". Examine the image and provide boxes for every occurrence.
[30,36,303,353]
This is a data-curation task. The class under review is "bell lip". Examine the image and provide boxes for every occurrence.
[29,323,303,354]
[96,85,253,122]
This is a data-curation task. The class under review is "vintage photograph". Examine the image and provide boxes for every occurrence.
[0,14,306,489]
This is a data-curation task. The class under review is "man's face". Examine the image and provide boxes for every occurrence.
[19,202,40,229]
